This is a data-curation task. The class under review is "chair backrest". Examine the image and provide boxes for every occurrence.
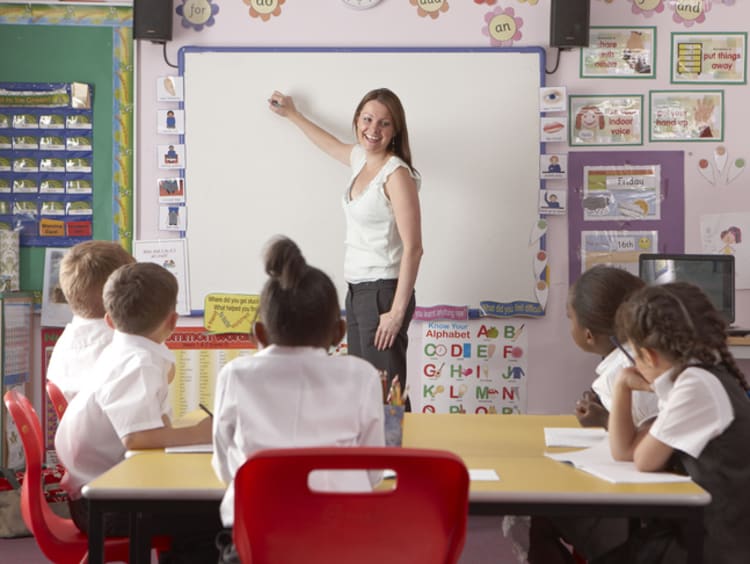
[233,446,469,564]
[46,379,68,420]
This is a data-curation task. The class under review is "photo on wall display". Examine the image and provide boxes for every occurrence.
[158,144,185,169]
[541,117,567,142]
[649,90,724,141]
[582,164,661,221]
[539,86,567,112]
[581,27,656,78]
[157,76,184,101]
[158,177,185,203]
[539,189,567,215]
[540,153,567,179]
[159,205,186,231]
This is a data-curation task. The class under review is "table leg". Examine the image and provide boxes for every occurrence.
[130,512,153,564]
[87,501,105,564]
[685,507,704,564]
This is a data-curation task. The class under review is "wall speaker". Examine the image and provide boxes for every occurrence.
[550,0,590,48]
[133,0,174,42]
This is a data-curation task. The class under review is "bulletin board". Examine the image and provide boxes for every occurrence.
[0,4,134,291]
[180,47,546,315]
[567,150,685,284]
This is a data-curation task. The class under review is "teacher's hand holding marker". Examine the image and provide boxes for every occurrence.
[268,88,423,411]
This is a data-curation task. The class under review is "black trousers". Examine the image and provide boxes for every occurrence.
[345,279,416,411]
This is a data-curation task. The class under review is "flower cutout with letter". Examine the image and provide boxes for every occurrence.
[671,0,712,26]
[482,6,523,47]
[244,0,285,21]
[627,0,664,17]
[410,0,449,19]
[176,0,219,31]
[474,0,497,5]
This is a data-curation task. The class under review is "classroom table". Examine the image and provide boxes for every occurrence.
[404,413,710,564]
[82,414,710,564]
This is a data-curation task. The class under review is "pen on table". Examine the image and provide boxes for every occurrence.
[609,335,635,365]
[269,99,280,107]
[199,403,213,418]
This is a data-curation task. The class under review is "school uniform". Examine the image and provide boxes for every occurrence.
[596,364,750,564]
[212,344,385,528]
[592,347,660,427]
[55,331,174,501]
[343,144,420,399]
[46,315,113,402]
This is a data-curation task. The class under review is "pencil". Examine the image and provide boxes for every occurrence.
[199,403,213,417]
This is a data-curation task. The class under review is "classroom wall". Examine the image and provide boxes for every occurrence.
[135,0,750,414]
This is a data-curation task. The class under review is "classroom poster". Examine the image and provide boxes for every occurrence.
[166,328,256,419]
[700,212,750,289]
[569,95,643,146]
[649,90,724,142]
[41,327,63,462]
[671,32,747,84]
[580,230,658,275]
[582,165,661,221]
[133,239,191,315]
[581,27,656,78]
[416,319,527,415]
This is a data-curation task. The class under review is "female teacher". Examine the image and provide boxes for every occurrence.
[269,88,422,409]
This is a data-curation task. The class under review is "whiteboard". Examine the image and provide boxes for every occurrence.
[181,47,544,313]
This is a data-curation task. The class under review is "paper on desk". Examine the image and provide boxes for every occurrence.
[545,439,691,484]
[165,443,213,453]
[469,469,500,481]
[544,427,608,448]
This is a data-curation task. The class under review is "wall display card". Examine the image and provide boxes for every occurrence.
[581,27,656,78]
[540,117,567,142]
[700,212,750,289]
[580,230,658,275]
[158,177,186,204]
[415,319,527,414]
[204,293,260,335]
[539,189,567,216]
[671,32,747,84]
[41,247,73,327]
[158,144,185,169]
[157,109,185,135]
[582,165,661,221]
[539,86,566,112]
[157,76,184,102]
[159,205,187,231]
[569,95,643,146]
[649,90,723,142]
[133,239,191,315]
[540,153,567,179]
[166,327,255,420]
[40,327,63,457]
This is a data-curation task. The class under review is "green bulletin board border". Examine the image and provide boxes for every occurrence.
[0,3,133,291]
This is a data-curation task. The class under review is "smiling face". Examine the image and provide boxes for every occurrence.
[356,100,395,155]
[580,109,599,130]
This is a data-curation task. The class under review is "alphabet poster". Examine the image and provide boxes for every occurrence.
[415,319,527,414]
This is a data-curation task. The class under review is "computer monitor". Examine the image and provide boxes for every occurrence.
[638,253,735,324]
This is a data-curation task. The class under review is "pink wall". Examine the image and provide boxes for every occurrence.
[136,0,750,414]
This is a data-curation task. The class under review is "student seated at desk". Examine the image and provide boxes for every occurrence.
[595,282,750,564]
[47,240,135,403]
[55,263,214,556]
[211,236,385,564]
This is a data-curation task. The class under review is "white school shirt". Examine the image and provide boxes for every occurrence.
[55,331,174,498]
[46,316,113,402]
[211,345,385,527]
[592,347,660,427]
[343,144,421,283]
[649,366,734,458]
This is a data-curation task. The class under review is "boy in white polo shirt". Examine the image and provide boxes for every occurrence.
[47,240,135,402]
[55,262,212,541]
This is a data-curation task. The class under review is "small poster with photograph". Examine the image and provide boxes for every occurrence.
[158,177,186,203]
[158,144,185,169]
[671,32,747,84]
[157,76,184,101]
[157,109,185,135]
[41,247,73,327]
[541,117,567,142]
[539,189,567,216]
[540,86,567,112]
[540,153,567,179]
[649,90,724,142]
[133,239,191,315]
[581,27,656,78]
[569,95,643,146]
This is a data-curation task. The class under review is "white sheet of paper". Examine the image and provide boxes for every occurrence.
[544,427,608,448]
[165,443,213,453]
[469,469,500,481]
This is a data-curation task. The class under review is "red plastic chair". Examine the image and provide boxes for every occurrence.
[233,446,470,564]
[46,379,69,420]
[3,389,168,564]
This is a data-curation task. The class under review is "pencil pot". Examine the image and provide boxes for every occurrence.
[384,405,405,447]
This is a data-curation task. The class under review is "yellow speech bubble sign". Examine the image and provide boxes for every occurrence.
[204,293,260,334]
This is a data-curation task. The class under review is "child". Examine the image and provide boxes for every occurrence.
[211,236,385,562]
[599,282,750,564]
[54,262,212,536]
[528,266,660,564]
[568,266,658,430]
[47,240,135,402]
